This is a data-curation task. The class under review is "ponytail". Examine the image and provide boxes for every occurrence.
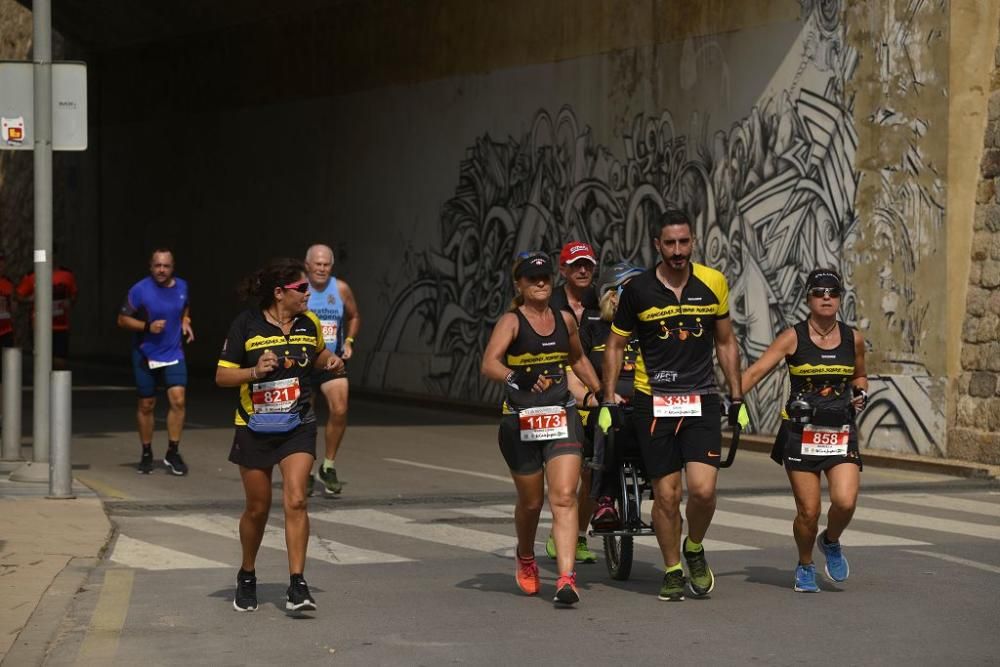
[238,258,306,308]
[509,292,525,312]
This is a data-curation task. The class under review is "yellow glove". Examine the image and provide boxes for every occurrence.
[727,397,750,430]
[737,402,750,430]
[597,403,621,434]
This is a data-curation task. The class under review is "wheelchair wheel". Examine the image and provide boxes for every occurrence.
[603,534,634,580]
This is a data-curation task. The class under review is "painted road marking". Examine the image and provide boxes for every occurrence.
[110,535,229,570]
[714,509,928,547]
[632,535,757,551]
[452,507,514,519]
[75,475,130,500]
[905,550,1000,575]
[153,513,411,565]
[728,495,1000,541]
[383,458,513,484]
[480,504,757,552]
[75,569,134,664]
[867,493,1000,519]
[312,508,513,554]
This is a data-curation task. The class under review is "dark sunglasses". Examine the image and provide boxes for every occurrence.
[282,280,310,293]
[808,287,842,299]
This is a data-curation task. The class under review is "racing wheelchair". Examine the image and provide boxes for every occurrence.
[587,406,742,581]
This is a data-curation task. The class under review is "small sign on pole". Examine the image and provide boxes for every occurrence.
[0,60,87,151]
[1,115,25,145]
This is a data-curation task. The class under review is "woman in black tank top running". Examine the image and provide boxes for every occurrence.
[741,269,869,594]
[481,251,603,607]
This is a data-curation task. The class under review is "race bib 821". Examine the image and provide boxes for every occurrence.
[251,377,301,414]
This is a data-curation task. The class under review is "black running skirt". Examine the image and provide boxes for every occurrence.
[228,422,317,469]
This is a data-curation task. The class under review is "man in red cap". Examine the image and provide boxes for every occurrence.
[545,241,602,564]
[552,241,599,325]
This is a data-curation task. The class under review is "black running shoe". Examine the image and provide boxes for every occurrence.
[164,449,188,476]
[658,569,686,601]
[137,450,153,474]
[286,575,316,612]
[233,570,258,612]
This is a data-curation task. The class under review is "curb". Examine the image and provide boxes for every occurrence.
[354,388,1000,481]
[725,433,1000,480]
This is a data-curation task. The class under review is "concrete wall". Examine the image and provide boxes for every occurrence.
[2,0,997,461]
[951,11,1000,464]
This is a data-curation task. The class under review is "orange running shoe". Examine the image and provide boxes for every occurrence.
[553,571,580,605]
[515,553,540,595]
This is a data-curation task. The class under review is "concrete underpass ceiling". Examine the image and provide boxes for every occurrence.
[17,0,347,51]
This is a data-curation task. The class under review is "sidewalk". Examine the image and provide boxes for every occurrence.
[0,474,112,665]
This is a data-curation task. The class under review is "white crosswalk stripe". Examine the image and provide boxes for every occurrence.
[311,508,513,555]
[483,504,758,552]
[636,500,928,547]
[866,493,1000,518]
[152,512,412,565]
[104,493,999,573]
[727,495,1000,541]
[110,535,230,570]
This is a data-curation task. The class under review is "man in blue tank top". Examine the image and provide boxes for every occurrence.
[305,244,360,496]
[117,248,194,476]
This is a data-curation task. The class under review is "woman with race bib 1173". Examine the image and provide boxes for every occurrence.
[481,251,603,606]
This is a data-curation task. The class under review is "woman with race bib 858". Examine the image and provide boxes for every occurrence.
[741,268,868,593]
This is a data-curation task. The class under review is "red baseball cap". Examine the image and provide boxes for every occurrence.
[559,241,597,265]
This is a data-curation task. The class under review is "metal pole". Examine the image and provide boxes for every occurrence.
[48,370,73,498]
[32,0,53,466]
[1,347,23,470]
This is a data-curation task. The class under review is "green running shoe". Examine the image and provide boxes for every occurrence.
[683,537,715,597]
[658,569,686,601]
[316,465,343,496]
[545,534,557,559]
[575,536,598,563]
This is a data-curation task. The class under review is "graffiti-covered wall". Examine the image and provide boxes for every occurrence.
[361,2,863,439]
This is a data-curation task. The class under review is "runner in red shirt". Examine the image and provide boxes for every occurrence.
[0,252,15,348]
[16,266,78,368]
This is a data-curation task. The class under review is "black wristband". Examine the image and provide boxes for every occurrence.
[143,320,151,333]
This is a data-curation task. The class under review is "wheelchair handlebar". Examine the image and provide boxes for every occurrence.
[719,423,741,468]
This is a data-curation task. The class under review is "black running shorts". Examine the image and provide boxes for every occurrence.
[312,365,348,386]
[498,405,584,475]
[228,422,317,469]
[631,392,722,478]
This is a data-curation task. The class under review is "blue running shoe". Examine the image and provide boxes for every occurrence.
[817,530,850,582]
[794,563,820,593]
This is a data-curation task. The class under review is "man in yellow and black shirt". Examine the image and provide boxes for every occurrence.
[599,208,746,602]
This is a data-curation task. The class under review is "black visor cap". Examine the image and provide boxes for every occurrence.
[515,254,553,280]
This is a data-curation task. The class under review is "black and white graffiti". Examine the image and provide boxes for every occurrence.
[363,1,946,454]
